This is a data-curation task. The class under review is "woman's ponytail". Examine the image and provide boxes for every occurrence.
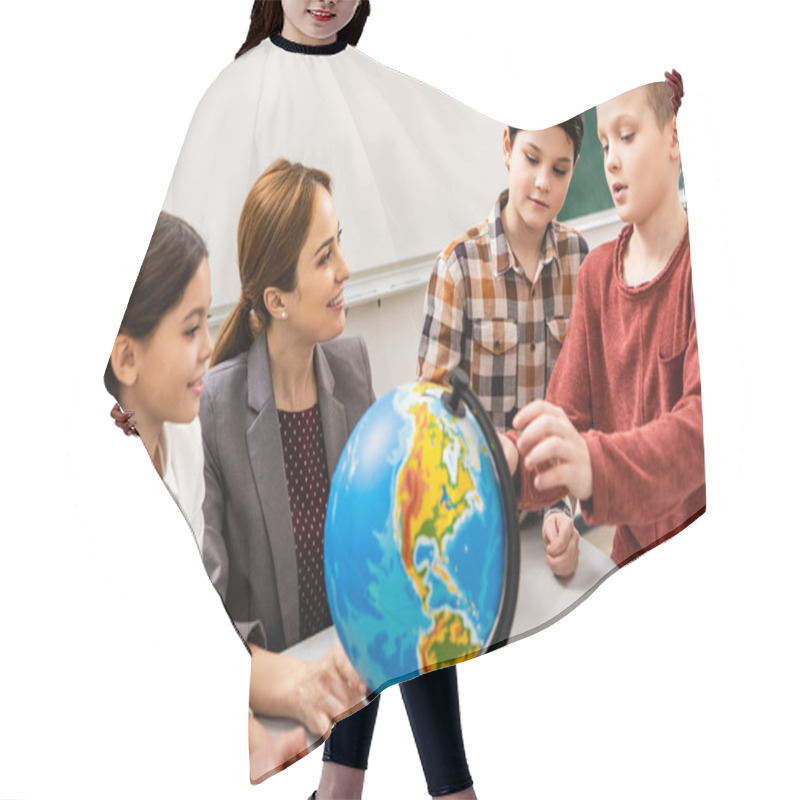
[210,295,258,368]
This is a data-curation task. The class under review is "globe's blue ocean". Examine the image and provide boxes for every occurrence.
[325,383,506,693]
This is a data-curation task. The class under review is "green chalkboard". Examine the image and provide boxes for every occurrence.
[559,106,684,222]
[559,107,613,222]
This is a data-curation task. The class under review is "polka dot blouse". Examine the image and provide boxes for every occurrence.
[277,404,333,640]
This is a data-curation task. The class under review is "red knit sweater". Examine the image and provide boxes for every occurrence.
[519,223,706,565]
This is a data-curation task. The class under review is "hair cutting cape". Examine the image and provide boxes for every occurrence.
[113,30,705,782]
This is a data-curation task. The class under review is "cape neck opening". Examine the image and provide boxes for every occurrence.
[270,33,348,55]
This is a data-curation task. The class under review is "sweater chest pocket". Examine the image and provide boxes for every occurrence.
[471,318,519,412]
[545,316,570,388]
[657,340,688,411]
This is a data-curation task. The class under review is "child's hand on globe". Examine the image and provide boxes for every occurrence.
[513,400,593,501]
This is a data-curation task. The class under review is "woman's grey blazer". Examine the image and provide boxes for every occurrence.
[199,333,374,653]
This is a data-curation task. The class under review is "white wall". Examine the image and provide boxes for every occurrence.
[344,287,426,395]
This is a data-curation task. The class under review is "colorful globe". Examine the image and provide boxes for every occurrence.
[324,380,513,694]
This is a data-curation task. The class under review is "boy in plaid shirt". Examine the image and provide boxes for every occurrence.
[507,79,705,570]
[418,119,587,428]
[417,118,587,575]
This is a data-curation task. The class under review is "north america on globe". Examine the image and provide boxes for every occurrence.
[325,382,505,692]
[394,387,484,670]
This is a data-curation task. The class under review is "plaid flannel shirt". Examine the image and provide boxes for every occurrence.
[417,190,589,431]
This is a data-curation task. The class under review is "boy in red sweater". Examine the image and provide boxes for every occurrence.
[503,78,705,568]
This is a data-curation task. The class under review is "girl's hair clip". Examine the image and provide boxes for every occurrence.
[665,69,684,114]
[111,403,139,437]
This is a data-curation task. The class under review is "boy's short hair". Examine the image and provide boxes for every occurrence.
[644,81,676,129]
[508,113,585,162]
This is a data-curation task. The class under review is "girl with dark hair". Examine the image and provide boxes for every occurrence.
[106,211,212,546]
[201,159,476,797]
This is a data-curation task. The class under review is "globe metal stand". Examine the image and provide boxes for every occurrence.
[444,368,520,653]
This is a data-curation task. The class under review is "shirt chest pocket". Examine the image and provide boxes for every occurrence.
[545,316,570,389]
[471,318,519,414]
[657,338,689,411]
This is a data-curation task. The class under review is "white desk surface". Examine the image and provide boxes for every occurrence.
[510,513,617,640]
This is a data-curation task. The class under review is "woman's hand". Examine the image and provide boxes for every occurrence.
[292,643,367,736]
[249,642,366,736]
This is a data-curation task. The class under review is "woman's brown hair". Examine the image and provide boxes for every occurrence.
[236,1,371,59]
[104,212,207,399]
[211,158,332,367]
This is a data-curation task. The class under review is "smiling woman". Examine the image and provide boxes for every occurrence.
[257,183,351,373]
[200,159,476,796]
[199,157,375,758]
[210,159,339,372]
